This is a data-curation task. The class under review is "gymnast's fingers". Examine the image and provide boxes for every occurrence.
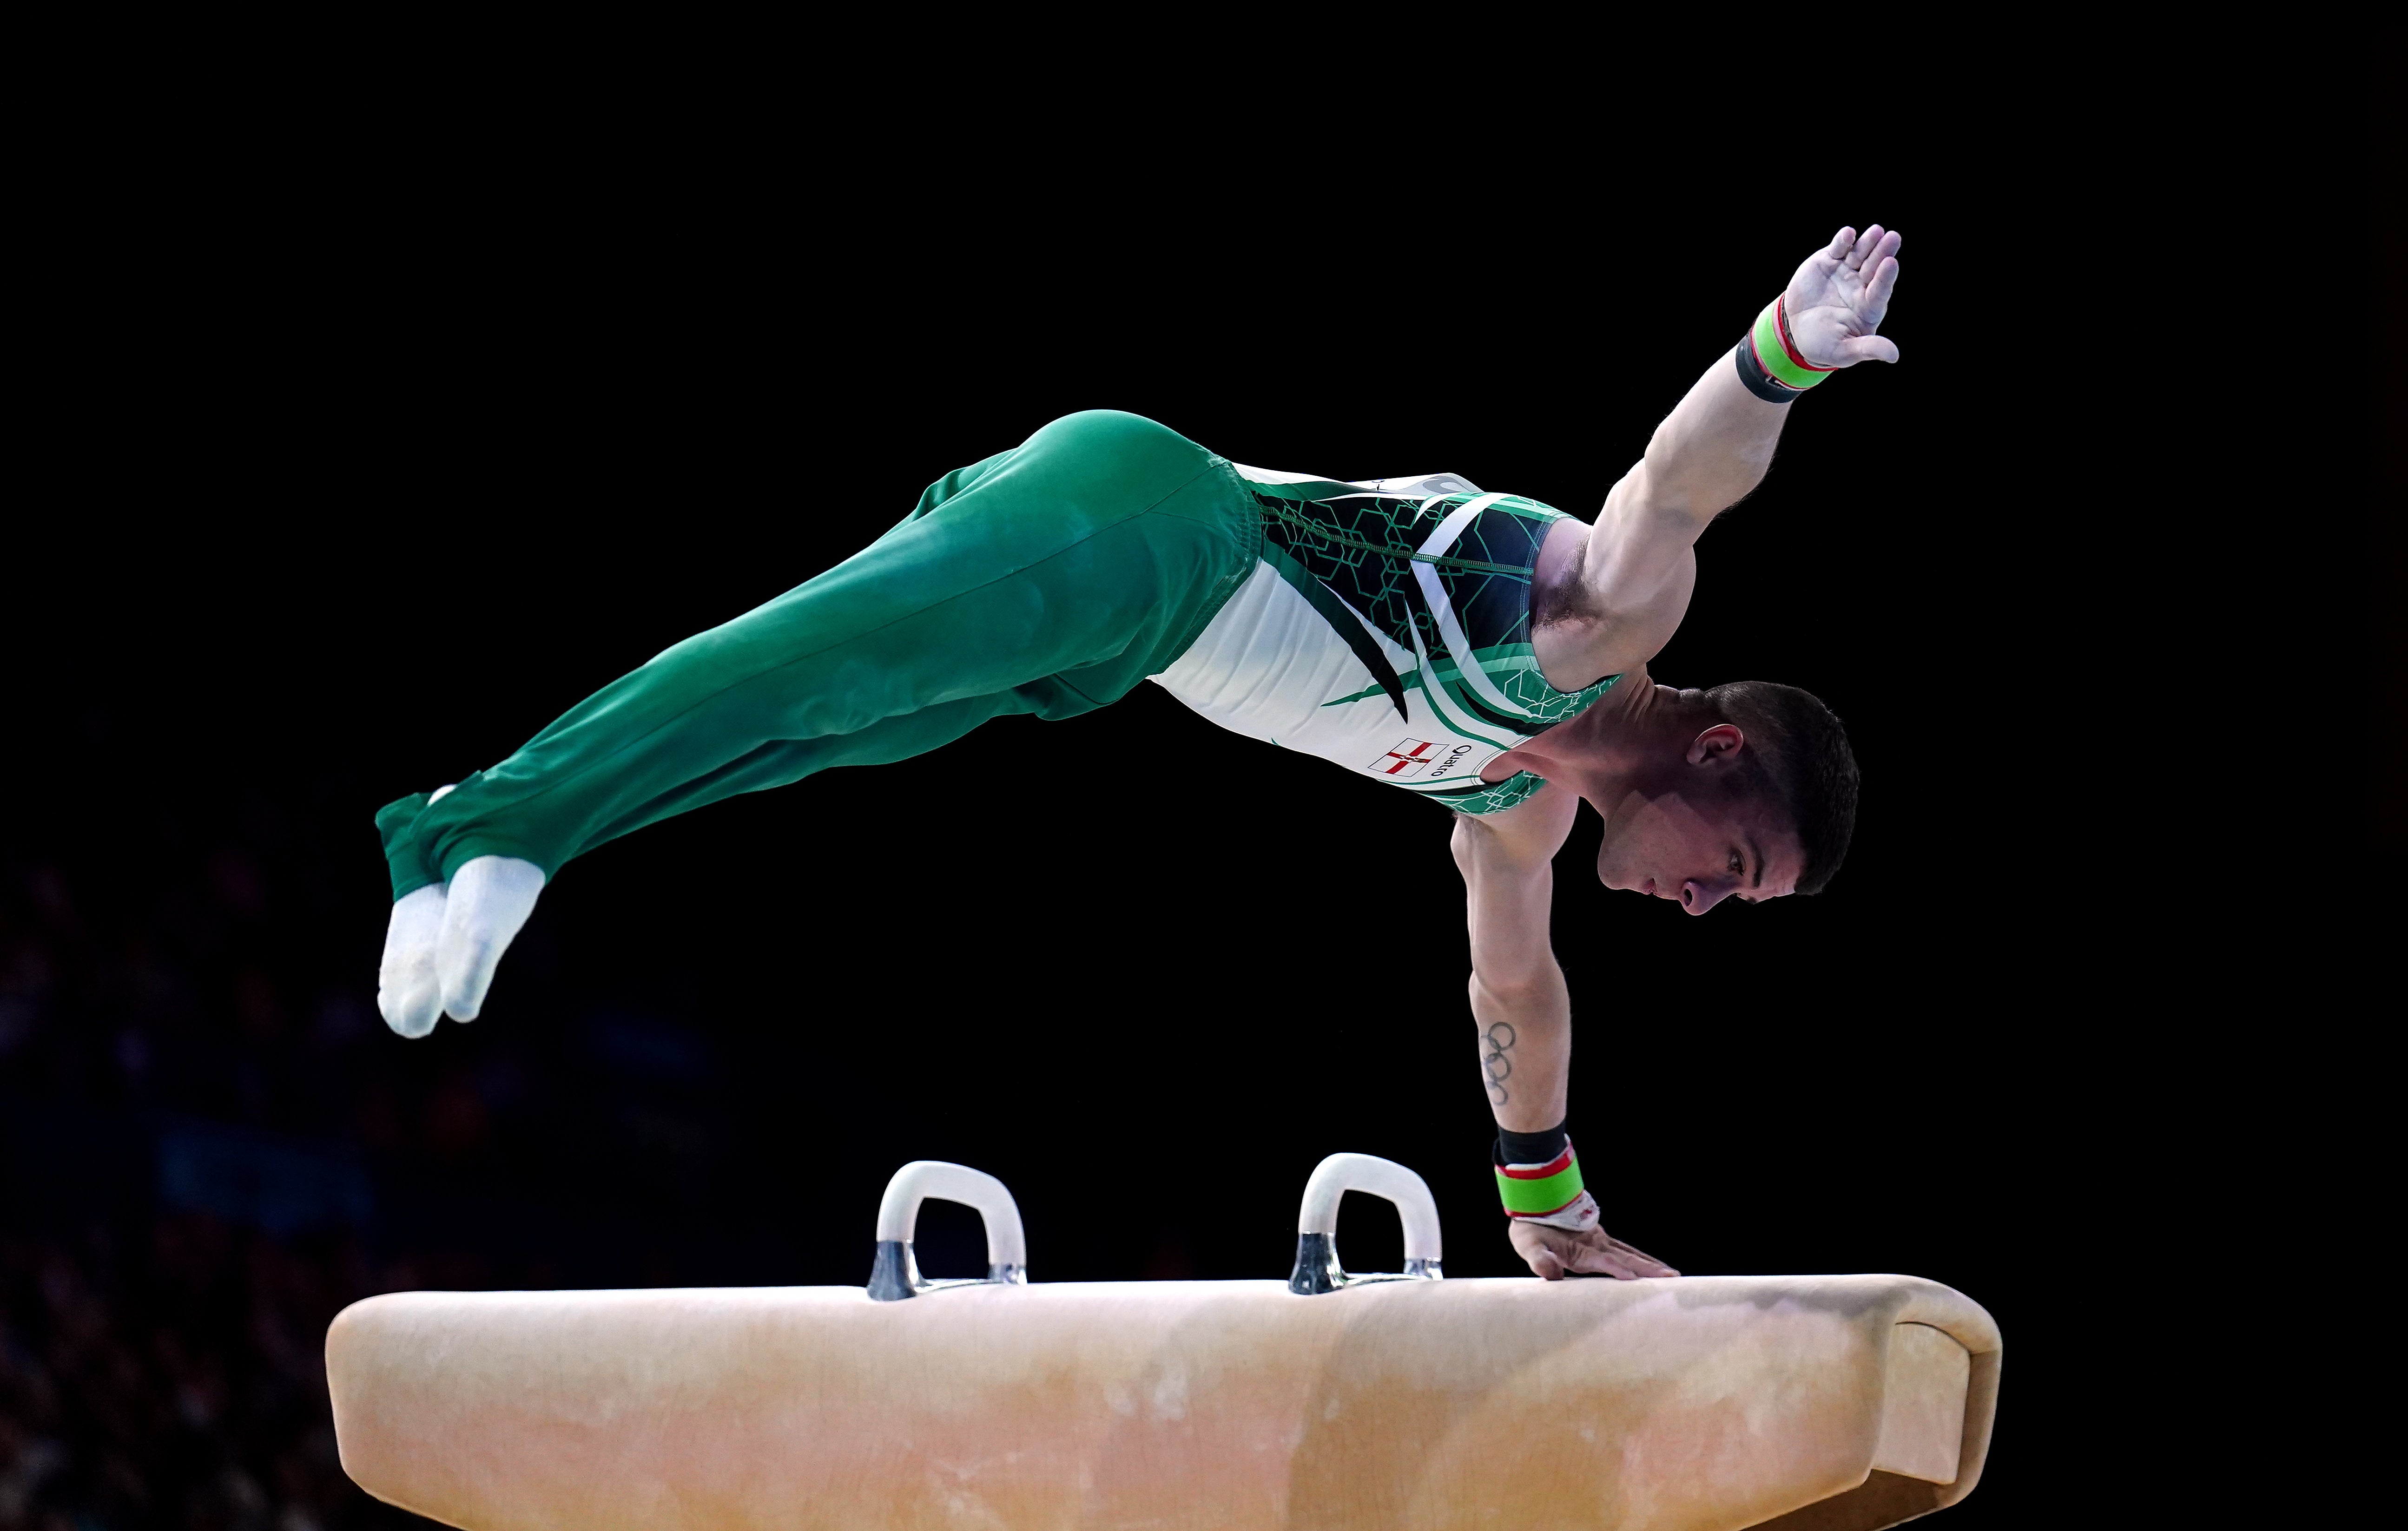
[1848,224,1886,270]
[1508,1222,1570,1280]
[1864,250,1902,318]
[1601,1233,1680,1279]
[1570,1237,1650,1280]
[1834,333,1901,366]
[1826,226,1856,260]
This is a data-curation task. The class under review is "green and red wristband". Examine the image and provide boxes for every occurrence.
[1496,1138,1596,1227]
[1733,295,1834,403]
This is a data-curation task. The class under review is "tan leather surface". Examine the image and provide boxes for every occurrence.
[1868,1323,1968,1486]
[326,1273,1999,1531]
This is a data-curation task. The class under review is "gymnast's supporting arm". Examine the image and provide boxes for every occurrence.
[1452,787,1676,1281]
[1453,788,1572,1136]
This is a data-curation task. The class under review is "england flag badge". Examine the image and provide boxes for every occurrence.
[1370,740,1442,779]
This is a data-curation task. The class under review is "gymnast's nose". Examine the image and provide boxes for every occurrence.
[1680,879,1735,915]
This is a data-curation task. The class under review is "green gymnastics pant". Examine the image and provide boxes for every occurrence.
[376,411,1262,900]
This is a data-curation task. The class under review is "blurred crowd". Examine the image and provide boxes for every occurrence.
[1,831,450,1529]
[0,1220,414,1529]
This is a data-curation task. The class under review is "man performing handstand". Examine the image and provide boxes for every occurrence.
[375,224,1901,1283]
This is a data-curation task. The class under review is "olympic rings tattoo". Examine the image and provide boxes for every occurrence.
[1481,1021,1516,1105]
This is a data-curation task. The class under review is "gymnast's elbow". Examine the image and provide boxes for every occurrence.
[1626,465,1764,533]
[1467,965,1565,1018]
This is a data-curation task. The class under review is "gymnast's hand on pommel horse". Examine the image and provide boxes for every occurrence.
[374,224,1902,1282]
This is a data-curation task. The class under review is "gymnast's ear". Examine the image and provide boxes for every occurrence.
[1685,724,1747,768]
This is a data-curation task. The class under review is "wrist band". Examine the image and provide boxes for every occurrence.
[1497,1122,1567,1167]
[1733,295,1834,403]
[1496,1138,1586,1220]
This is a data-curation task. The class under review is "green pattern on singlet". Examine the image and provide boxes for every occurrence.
[1243,479,1619,814]
[1429,767,1551,815]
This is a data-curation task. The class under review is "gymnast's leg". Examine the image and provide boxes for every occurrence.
[375,409,1259,1034]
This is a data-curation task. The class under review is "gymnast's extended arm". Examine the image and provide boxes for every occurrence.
[1551,225,1904,680]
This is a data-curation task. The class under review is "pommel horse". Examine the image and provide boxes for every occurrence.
[327,1155,2001,1530]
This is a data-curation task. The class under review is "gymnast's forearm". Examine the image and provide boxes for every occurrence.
[1453,819,1572,1134]
[1471,966,1570,1135]
[1621,355,1792,529]
[1451,790,1580,1135]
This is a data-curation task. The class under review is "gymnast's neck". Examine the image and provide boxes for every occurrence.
[1483,674,1722,800]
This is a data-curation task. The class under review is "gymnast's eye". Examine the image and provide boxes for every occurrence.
[1728,852,1744,876]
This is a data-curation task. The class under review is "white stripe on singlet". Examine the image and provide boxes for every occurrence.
[1409,493,1534,722]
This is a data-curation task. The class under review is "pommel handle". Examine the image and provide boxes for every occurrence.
[1289,1152,1444,1295]
[867,1161,1028,1301]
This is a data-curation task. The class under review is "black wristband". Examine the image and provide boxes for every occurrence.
[1496,1120,1569,1167]
[1733,336,1804,403]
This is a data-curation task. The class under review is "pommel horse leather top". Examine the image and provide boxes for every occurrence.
[325,1158,2002,1531]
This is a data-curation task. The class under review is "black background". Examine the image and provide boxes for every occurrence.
[1,49,2391,1531]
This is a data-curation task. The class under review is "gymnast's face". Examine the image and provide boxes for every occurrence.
[1587,726,1802,915]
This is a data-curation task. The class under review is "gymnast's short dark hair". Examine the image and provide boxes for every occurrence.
[1704,680,1860,896]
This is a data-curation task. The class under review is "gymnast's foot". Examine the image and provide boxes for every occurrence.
[376,855,546,1038]
[376,883,447,1037]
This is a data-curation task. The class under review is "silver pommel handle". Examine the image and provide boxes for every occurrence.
[867,1161,1028,1301]
[1289,1152,1444,1295]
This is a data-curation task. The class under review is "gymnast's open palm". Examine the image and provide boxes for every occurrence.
[1783,225,1903,368]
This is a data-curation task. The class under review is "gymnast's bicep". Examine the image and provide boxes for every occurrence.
[1567,486,1701,677]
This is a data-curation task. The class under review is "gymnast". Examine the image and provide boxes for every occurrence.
[376,224,1901,1283]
